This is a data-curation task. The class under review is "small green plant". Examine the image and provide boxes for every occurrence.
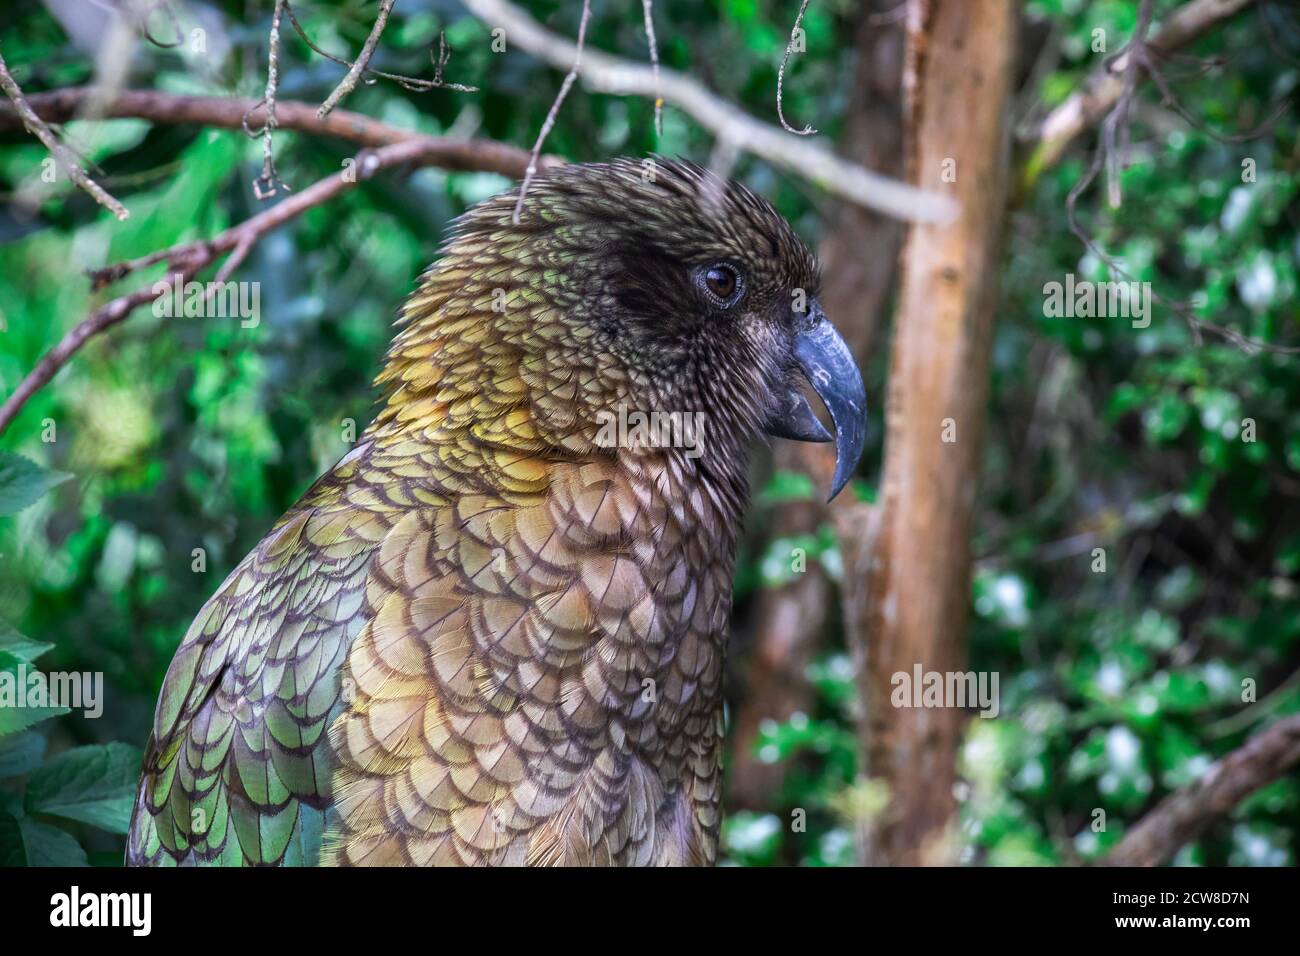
[0,452,141,866]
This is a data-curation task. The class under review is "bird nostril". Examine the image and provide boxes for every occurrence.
[791,298,823,334]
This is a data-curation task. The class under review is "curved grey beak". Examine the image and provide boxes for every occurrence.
[763,304,867,502]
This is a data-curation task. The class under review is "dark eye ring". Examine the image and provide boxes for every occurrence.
[699,263,743,307]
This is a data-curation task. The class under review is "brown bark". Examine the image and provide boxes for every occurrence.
[845,0,1018,866]
[1103,715,1300,867]
[0,88,544,178]
[728,0,905,809]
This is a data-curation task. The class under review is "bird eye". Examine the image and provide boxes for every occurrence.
[700,263,743,307]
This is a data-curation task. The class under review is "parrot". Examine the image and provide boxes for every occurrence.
[126,158,866,866]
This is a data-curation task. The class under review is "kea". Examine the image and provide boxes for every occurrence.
[127,158,866,866]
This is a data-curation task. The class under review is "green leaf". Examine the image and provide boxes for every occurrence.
[19,818,89,866]
[0,618,53,667]
[25,742,143,833]
[0,451,71,517]
[0,708,69,737]
[0,810,89,866]
[0,811,26,866]
[0,667,69,736]
[0,732,45,778]
[757,470,815,505]
[1142,393,1190,444]
[0,621,66,736]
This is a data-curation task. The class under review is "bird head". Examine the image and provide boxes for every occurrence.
[382,158,866,503]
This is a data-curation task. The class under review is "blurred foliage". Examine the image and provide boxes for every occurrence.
[0,460,141,865]
[0,0,1297,867]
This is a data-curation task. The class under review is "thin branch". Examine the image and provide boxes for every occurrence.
[1103,715,1300,866]
[0,285,173,437]
[317,0,398,118]
[1137,42,1289,145]
[0,135,518,436]
[777,0,817,135]
[460,0,956,224]
[0,88,551,178]
[427,31,478,93]
[255,0,289,200]
[513,0,590,225]
[1101,0,1155,208]
[0,52,129,220]
[1062,0,1300,354]
[641,0,663,137]
[281,3,475,94]
[1022,0,1254,177]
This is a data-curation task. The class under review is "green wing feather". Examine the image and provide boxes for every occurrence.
[127,446,391,866]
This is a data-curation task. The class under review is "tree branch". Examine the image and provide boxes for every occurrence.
[253,0,288,199]
[0,87,549,178]
[0,53,129,220]
[281,2,476,95]
[0,136,518,436]
[640,0,663,136]
[460,0,956,224]
[1103,714,1300,867]
[1055,0,1299,354]
[513,0,590,224]
[777,0,818,135]
[316,0,397,118]
[1021,0,1254,180]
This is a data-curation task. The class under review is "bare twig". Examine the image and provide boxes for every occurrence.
[0,285,177,435]
[1101,0,1155,208]
[1022,0,1254,178]
[0,88,550,178]
[513,0,590,225]
[427,32,477,93]
[641,0,663,136]
[1103,715,1300,866]
[1062,0,1300,354]
[460,0,956,223]
[1136,42,1289,145]
[777,0,817,135]
[317,0,397,118]
[254,0,288,199]
[0,52,129,220]
[0,135,526,436]
[282,2,476,95]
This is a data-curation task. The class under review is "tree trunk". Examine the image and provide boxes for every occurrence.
[843,0,1018,866]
